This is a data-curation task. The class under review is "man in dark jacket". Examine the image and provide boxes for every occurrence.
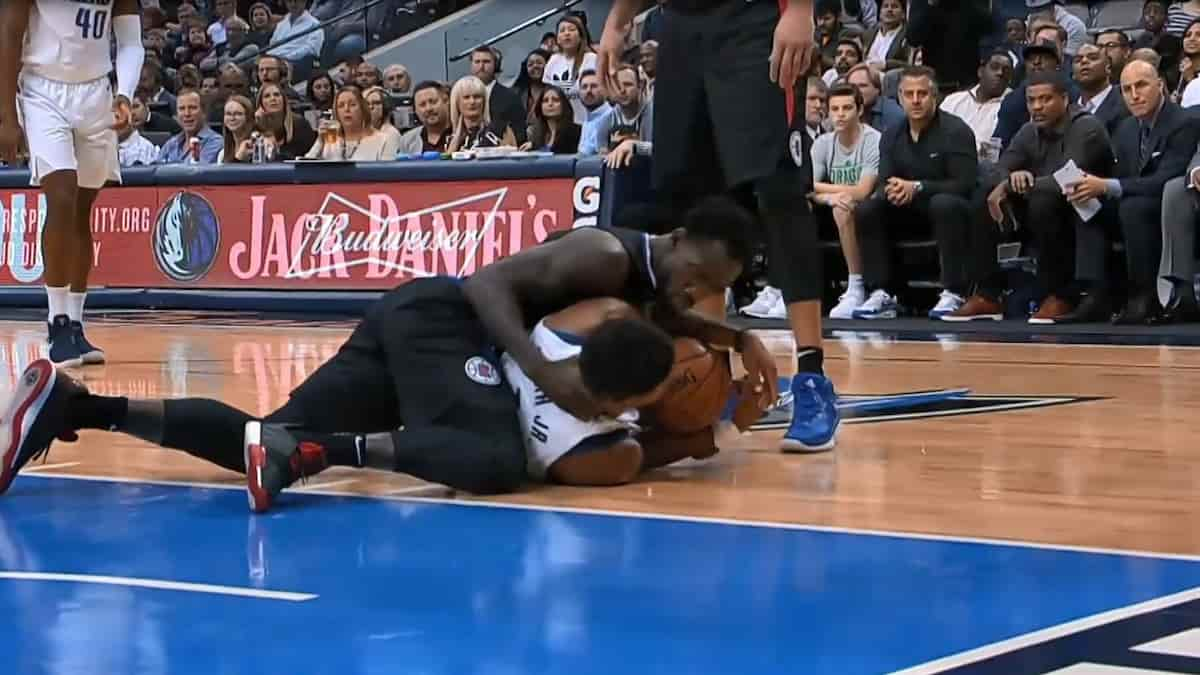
[1063,60,1200,323]
[906,0,992,93]
[1073,43,1128,136]
[852,66,979,320]
[943,72,1114,323]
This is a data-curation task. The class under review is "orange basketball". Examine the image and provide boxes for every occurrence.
[646,338,733,434]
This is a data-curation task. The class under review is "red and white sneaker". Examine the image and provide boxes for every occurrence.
[0,360,85,495]
[244,422,330,513]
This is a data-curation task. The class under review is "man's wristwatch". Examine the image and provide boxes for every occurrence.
[914,181,924,194]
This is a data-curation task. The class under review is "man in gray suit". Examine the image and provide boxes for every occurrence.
[1157,143,1200,323]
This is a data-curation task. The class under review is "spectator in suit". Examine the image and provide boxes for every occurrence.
[1074,44,1129,135]
[398,81,452,155]
[1095,29,1132,86]
[1063,60,1200,323]
[862,0,909,71]
[470,46,528,145]
[940,49,1015,155]
[1157,142,1200,323]
[805,77,830,140]
[907,0,992,93]
[846,64,904,133]
[950,72,1114,323]
[853,66,979,319]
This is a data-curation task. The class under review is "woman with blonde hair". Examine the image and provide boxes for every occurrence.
[363,85,404,149]
[218,95,258,163]
[255,81,316,159]
[542,15,598,123]
[306,86,401,160]
[447,76,516,152]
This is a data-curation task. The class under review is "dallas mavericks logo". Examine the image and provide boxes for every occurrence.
[152,192,221,283]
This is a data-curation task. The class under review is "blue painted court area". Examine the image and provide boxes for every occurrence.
[0,477,1199,675]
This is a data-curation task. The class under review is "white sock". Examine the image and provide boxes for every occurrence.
[46,286,69,322]
[847,274,864,296]
[68,292,87,323]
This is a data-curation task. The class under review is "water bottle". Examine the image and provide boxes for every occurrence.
[251,132,264,164]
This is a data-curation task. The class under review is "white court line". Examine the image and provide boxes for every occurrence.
[290,479,357,492]
[889,586,1200,674]
[21,462,81,472]
[21,472,1200,563]
[0,571,317,602]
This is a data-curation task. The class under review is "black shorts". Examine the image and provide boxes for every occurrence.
[654,0,820,303]
[653,0,809,194]
[287,277,519,440]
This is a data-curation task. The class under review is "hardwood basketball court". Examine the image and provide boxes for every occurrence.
[1,312,1199,674]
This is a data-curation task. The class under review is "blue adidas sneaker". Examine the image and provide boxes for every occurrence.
[780,373,840,452]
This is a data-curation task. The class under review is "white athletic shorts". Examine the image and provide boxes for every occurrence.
[17,72,120,190]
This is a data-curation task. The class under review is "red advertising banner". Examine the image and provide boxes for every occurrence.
[0,178,579,289]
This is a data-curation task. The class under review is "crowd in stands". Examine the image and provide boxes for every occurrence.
[6,0,1200,326]
[738,0,1200,326]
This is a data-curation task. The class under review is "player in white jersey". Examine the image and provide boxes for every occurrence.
[503,298,734,486]
[0,0,144,367]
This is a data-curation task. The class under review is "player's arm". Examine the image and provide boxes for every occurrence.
[462,229,632,418]
[597,0,642,93]
[651,303,779,405]
[111,0,144,119]
[0,0,32,162]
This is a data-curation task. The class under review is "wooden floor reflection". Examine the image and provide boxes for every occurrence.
[1,318,1197,555]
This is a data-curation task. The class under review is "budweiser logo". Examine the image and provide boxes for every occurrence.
[285,187,507,279]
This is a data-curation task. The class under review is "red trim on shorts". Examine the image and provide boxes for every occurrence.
[779,0,795,125]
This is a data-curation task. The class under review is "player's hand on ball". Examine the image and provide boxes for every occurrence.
[0,122,23,164]
[536,357,602,421]
[770,6,816,91]
[738,332,779,409]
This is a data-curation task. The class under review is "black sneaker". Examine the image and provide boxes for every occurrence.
[0,360,86,494]
[47,315,82,367]
[71,322,105,365]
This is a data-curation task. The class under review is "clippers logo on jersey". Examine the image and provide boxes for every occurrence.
[788,130,806,167]
[464,356,502,386]
[152,192,221,283]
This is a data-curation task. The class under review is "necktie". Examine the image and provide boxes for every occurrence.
[1140,124,1151,163]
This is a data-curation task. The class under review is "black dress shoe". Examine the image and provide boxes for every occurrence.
[1112,293,1162,325]
[1056,293,1111,324]
[1149,295,1200,325]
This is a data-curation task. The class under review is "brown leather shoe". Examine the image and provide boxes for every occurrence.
[940,294,1003,321]
[1027,295,1073,324]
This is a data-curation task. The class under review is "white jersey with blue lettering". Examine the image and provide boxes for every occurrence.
[22,0,117,84]
[501,322,639,481]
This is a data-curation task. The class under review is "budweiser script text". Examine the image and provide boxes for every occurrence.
[230,191,566,280]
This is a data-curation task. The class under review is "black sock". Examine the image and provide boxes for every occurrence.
[70,395,128,431]
[797,347,824,375]
[292,430,364,468]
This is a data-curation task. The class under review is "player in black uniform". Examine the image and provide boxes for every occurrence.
[0,197,754,511]
[595,0,840,452]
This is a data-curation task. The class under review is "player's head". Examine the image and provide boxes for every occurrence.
[579,318,676,416]
[658,196,754,311]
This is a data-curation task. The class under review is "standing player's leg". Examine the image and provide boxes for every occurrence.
[702,0,838,452]
[69,187,103,363]
[37,170,84,368]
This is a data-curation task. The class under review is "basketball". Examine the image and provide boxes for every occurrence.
[646,338,733,434]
